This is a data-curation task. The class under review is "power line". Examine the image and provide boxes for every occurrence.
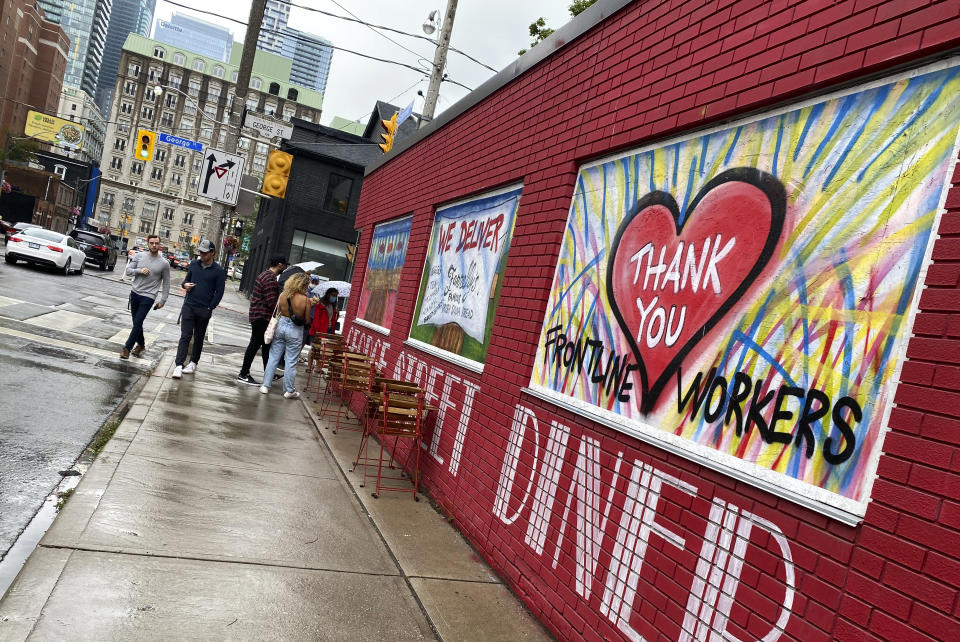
[276,0,498,72]
[159,0,432,77]
[323,0,424,63]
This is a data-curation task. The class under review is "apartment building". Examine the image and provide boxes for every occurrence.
[97,34,322,250]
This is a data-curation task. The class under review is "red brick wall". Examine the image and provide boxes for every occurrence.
[346,1,960,640]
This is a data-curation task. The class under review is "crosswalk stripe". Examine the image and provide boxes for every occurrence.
[0,326,139,361]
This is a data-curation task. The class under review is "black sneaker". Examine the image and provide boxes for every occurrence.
[273,373,284,381]
[237,373,259,386]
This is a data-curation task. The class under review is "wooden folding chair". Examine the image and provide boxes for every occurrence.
[306,334,343,401]
[360,382,426,501]
[331,352,376,433]
[352,378,423,474]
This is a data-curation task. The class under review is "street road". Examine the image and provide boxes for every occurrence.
[0,249,252,560]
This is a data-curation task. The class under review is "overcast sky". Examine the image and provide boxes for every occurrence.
[154,0,575,126]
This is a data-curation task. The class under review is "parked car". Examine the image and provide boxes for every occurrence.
[69,229,119,271]
[0,220,16,244]
[5,227,87,275]
[127,245,146,258]
[173,252,190,270]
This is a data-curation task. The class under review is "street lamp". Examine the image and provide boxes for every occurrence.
[422,10,439,35]
[420,2,458,124]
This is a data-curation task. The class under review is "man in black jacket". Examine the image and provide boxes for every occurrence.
[172,239,227,379]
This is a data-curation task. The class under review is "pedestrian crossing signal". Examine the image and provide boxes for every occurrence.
[135,129,156,162]
[262,150,293,198]
[379,112,398,153]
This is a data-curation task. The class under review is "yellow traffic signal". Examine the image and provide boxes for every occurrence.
[135,129,156,162]
[345,244,357,263]
[379,112,398,153]
[262,150,293,198]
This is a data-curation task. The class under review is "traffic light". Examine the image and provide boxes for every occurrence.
[262,150,293,198]
[379,112,398,153]
[135,129,156,162]
[345,244,357,263]
[234,218,243,236]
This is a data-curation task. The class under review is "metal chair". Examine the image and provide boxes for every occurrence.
[352,378,422,474]
[360,381,426,501]
[329,352,376,433]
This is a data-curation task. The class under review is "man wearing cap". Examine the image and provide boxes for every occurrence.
[236,255,288,385]
[172,239,227,379]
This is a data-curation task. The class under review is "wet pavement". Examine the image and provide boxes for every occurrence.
[0,250,252,565]
[0,346,549,640]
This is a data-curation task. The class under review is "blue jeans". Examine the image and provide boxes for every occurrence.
[263,316,303,393]
[125,292,154,350]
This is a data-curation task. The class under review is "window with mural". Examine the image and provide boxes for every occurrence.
[356,215,412,332]
[409,185,521,369]
[528,64,960,522]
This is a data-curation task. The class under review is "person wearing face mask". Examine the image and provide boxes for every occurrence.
[309,287,339,339]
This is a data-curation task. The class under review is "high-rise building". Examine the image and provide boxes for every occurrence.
[57,0,112,98]
[256,0,332,95]
[97,34,323,250]
[256,0,289,53]
[35,0,62,23]
[279,28,333,96]
[153,13,232,63]
[0,0,68,137]
[96,0,155,116]
[59,87,106,164]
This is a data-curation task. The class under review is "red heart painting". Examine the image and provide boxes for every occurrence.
[607,168,786,413]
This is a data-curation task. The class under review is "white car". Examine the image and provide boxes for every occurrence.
[5,227,87,275]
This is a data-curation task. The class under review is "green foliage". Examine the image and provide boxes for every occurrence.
[1,131,39,166]
[518,0,597,55]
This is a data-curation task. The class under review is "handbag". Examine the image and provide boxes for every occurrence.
[264,299,281,344]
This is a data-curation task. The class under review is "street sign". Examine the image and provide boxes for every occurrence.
[157,132,203,152]
[196,147,245,206]
[243,112,293,140]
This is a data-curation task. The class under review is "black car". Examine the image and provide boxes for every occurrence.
[69,229,119,270]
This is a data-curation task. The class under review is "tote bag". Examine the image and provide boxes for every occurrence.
[263,300,281,344]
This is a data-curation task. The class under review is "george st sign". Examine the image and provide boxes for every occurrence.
[243,111,293,140]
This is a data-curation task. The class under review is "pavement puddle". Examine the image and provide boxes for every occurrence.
[0,467,85,599]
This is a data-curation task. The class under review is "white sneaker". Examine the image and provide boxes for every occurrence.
[284,390,300,399]
[259,386,269,394]
[171,365,183,379]
[182,362,196,374]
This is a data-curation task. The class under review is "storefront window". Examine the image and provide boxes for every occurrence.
[289,229,350,281]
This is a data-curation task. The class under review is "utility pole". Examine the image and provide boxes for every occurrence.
[212,0,266,265]
[421,0,458,124]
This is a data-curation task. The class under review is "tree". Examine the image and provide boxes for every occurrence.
[518,0,597,55]
[0,131,39,188]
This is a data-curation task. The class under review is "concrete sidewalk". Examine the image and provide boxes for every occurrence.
[0,350,549,640]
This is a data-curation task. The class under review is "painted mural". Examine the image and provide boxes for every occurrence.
[529,64,960,517]
[356,215,413,331]
[410,185,521,365]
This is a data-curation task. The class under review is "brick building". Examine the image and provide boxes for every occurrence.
[343,1,960,640]
[0,0,68,137]
[3,165,75,233]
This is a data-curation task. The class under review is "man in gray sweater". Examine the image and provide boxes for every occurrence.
[121,234,171,359]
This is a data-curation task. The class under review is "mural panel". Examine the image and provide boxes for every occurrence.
[356,215,413,331]
[529,64,960,518]
[410,185,521,366]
